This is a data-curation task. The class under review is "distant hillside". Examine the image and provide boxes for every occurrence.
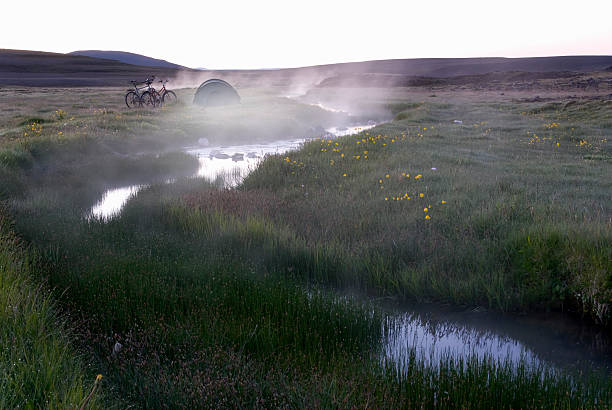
[68,50,185,69]
[0,49,192,86]
[280,56,612,78]
[1,49,611,88]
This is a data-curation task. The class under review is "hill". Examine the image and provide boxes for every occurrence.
[68,50,185,69]
[1,49,611,88]
[0,49,193,86]
[288,56,612,77]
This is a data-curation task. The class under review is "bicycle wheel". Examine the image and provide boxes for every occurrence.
[140,91,154,107]
[162,90,177,106]
[125,91,140,108]
[153,91,162,107]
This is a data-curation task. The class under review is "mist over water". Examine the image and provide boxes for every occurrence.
[87,122,376,220]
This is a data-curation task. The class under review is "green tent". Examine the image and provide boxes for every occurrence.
[193,79,241,106]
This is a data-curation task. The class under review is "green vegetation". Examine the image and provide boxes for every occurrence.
[0,86,610,407]
[0,212,102,408]
[240,98,611,324]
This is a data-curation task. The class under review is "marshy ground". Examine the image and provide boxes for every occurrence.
[0,81,611,408]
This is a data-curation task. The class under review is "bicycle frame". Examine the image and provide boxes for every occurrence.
[145,80,169,106]
[128,81,150,98]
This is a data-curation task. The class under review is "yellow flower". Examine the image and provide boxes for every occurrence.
[424,208,428,212]
[415,174,422,179]
[425,215,431,220]
[441,200,446,204]
[385,174,390,178]
[96,374,103,381]
[343,173,347,177]
[419,193,424,198]
[385,197,388,201]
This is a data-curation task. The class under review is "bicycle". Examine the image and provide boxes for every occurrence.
[142,79,177,108]
[125,77,155,108]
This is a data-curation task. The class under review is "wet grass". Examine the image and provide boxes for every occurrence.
[0,211,103,408]
[0,87,611,407]
[11,177,612,408]
[0,86,352,164]
[239,97,612,325]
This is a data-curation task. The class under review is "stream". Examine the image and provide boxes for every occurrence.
[88,124,374,220]
[85,123,612,378]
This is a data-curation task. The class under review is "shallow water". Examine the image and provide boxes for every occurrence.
[87,124,375,219]
[381,303,612,376]
[89,185,144,220]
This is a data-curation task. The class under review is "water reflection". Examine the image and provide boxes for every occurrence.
[382,312,541,374]
[88,123,377,217]
[89,185,144,220]
[186,139,303,187]
[381,306,612,375]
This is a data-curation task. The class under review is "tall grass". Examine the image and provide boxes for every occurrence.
[0,88,610,407]
[0,211,103,408]
[11,178,608,407]
[239,98,612,323]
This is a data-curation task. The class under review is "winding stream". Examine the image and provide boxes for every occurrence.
[86,122,612,377]
[88,124,375,219]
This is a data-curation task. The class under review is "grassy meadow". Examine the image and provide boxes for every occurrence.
[0,84,611,408]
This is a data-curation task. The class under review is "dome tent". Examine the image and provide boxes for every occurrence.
[193,79,241,106]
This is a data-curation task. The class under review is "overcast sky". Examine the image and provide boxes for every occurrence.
[3,0,611,69]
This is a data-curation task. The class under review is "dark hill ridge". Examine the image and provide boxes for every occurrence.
[1,49,611,87]
[68,50,186,69]
[0,49,192,86]
[287,56,612,77]
[190,56,612,89]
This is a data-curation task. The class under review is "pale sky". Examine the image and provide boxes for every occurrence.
[3,0,611,69]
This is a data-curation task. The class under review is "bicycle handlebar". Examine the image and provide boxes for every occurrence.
[130,76,156,86]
